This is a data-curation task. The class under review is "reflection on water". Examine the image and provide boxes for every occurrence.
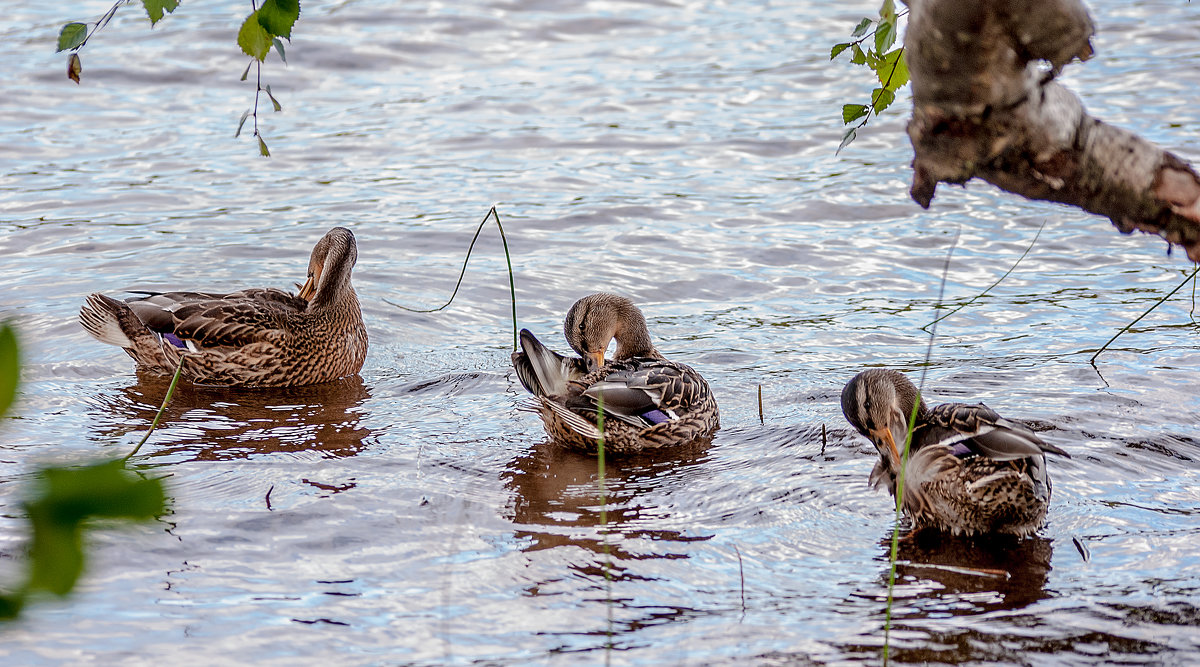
[86,374,375,462]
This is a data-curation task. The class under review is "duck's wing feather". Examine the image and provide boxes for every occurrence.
[924,403,1070,460]
[572,357,708,427]
[124,289,304,349]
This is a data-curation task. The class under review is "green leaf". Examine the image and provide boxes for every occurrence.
[272,37,287,63]
[141,0,179,26]
[236,110,250,137]
[838,127,857,153]
[56,23,87,53]
[25,460,166,596]
[850,44,866,66]
[842,104,869,124]
[851,18,872,38]
[238,11,272,62]
[257,0,301,40]
[0,324,17,419]
[874,18,896,55]
[877,48,909,89]
[240,60,253,82]
[265,85,282,112]
[880,0,897,23]
[258,136,270,157]
[871,87,896,114]
[830,42,851,60]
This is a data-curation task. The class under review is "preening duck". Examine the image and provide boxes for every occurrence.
[512,293,719,453]
[841,368,1070,537]
[79,227,368,388]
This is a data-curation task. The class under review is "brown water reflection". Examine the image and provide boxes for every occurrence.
[87,374,375,462]
[504,439,714,564]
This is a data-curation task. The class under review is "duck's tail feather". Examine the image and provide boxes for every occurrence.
[513,328,586,397]
[79,293,138,348]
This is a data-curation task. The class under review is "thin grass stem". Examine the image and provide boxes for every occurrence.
[1089,265,1200,363]
[923,221,1045,331]
[125,353,185,461]
[384,205,520,350]
[883,226,959,665]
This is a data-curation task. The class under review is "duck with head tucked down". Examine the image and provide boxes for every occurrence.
[512,293,719,453]
[79,227,368,388]
[841,368,1070,537]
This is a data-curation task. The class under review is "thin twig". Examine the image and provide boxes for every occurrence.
[1089,265,1200,363]
[125,354,186,460]
[757,385,764,425]
[922,221,1045,331]
[733,544,746,615]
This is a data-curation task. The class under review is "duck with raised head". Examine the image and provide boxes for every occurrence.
[841,368,1070,537]
[512,293,719,453]
[79,227,368,387]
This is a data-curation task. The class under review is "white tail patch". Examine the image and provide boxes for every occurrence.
[79,294,133,348]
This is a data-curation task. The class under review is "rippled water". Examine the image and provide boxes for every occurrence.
[2,0,1199,664]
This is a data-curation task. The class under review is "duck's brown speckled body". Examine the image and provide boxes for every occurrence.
[512,293,719,453]
[79,227,367,388]
[841,368,1070,537]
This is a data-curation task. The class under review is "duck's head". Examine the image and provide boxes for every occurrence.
[563,293,656,372]
[841,368,927,469]
[298,227,358,306]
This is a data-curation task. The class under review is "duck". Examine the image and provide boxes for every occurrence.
[512,293,719,453]
[840,368,1070,537]
[79,227,368,388]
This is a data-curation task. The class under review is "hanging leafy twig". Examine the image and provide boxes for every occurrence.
[830,1,910,151]
[56,1,179,85]
[384,206,520,350]
[1089,265,1200,364]
[921,221,1046,331]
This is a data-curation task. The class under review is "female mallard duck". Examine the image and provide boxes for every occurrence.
[79,227,368,388]
[841,368,1069,537]
[512,293,719,453]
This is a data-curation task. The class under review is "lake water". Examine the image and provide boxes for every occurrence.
[2,0,1199,664]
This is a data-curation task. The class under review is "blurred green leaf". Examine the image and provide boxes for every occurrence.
[258,136,270,157]
[851,18,872,38]
[272,37,287,63]
[258,0,301,40]
[238,11,272,61]
[842,104,869,124]
[236,110,250,137]
[56,23,87,52]
[0,324,18,419]
[141,0,179,26]
[871,86,896,114]
[0,594,22,620]
[877,48,909,89]
[24,460,166,597]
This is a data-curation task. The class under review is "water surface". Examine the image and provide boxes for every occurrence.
[2,0,1199,664]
